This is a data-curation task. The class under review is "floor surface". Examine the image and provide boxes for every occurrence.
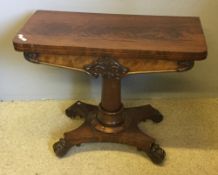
[0,98,218,175]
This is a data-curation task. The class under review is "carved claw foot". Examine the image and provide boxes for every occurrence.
[147,143,166,164]
[53,138,71,157]
[65,101,97,119]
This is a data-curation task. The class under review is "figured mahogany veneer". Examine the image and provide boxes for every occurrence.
[22,53,194,74]
[13,10,207,61]
[13,10,207,165]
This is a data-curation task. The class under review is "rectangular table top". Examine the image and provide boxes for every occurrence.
[13,10,207,61]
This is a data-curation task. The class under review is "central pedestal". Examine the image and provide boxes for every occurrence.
[53,57,166,164]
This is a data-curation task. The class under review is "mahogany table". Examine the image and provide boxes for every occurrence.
[13,10,207,164]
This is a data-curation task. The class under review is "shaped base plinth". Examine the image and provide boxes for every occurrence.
[53,101,165,164]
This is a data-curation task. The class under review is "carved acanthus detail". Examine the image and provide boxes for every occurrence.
[177,60,194,72]
[84,56,129,79]
[24,52,39,64]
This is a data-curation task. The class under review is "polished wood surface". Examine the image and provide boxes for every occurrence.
[13,10,207,61]
[12,10,208,164]
[29,54,192,74]
[60,101,165,164]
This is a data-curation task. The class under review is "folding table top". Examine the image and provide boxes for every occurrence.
[13,10,207,61]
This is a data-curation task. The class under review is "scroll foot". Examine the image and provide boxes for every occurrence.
[147,105,164,123]
[65,101,97,119]
[53,138,71,158]
[147,143,166,164]
[149,113,163,123]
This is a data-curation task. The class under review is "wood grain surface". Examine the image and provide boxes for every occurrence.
[35,54,186,74]
[13,10,207,61]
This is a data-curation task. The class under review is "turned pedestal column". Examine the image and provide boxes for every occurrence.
[53,57,166,164]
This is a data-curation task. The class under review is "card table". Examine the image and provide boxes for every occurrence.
[13,10,207,164]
